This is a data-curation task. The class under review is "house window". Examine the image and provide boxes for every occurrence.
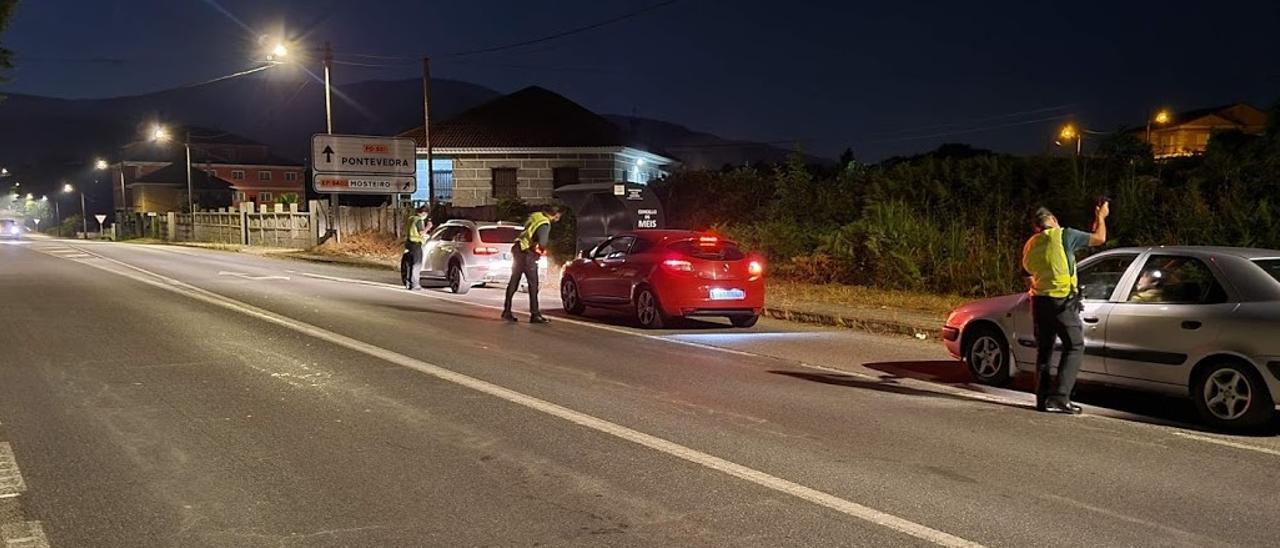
[492,168,518,199]
[258,171,272,182]
[284,172,299,182]
[552,167,580,189]
[234,191,247,203]
[258,192,273,203]
[206,169,217,178]
[232,170,245,180]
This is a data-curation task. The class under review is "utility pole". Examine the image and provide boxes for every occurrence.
[323,41,340,242]
[185,130,194,214]
[422,56,434,211]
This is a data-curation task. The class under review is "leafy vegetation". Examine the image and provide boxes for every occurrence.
[652,105,1280,297]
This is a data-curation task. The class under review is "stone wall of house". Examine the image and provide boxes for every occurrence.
[447,152,618,207]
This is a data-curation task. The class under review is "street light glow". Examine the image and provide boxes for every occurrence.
[95,159,109,170]
[152,125,171,142]
[1058,124,1078,141]
[62,183,74,193]
[271,43,288,59]
[25,193,33,200]
[1154,110,1171,125]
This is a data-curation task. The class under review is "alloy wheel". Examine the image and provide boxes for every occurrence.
[1203,368,1253,421]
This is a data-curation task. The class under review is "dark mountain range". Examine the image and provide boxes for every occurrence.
[0,76,815,194]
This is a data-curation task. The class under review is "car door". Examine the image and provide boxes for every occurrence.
[1073,253,1142,375]
[577,236,632,302]
[1103,254,1232,387]
[424,226,458,276]
[597,236,638,301]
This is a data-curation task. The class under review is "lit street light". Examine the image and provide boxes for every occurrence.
[1146,108,1173,156]
[63,183,87,238]
[150,124,197,214]
[95,159,109,171]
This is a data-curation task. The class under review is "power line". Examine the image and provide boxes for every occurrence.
[865,104,1076,137]
[443,0,684,57]
[864,114,1072,144]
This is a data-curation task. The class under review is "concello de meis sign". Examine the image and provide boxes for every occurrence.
[311,134,417,194]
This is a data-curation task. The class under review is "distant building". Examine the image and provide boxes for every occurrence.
[1140,103,1267,159]
[113,126,305,213]
[399,87,677,207]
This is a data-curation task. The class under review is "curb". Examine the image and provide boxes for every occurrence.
[762,307,939,340]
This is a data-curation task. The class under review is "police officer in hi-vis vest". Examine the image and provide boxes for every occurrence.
[401,205,433,291]
[502,204,563,324]
[1020,201,1109,414]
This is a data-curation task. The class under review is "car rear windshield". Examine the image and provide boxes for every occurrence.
[668,239,746,261]
[479,227,521,244]
[1254,259,1280,284]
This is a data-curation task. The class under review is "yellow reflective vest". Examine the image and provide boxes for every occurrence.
[516,212,551,252]
[1021,227,1077,298]
[405,214,427,244]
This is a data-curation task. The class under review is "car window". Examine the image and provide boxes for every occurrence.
[1127,255,1227,304]
[668,239,746,261]
[592,236,635,260]
[428,226,450,240]
[454,228,474,243]
[479,227,521,244]
[1254,259,1280,285]
[1077,254,1138,301]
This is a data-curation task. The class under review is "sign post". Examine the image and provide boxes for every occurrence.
[94,214,107,237]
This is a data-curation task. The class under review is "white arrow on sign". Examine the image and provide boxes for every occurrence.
[217,271,291,281]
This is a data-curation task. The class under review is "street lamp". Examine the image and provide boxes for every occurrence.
[95,158,109,171]
[151,124,195,214]
[1056,124,1082,156]
[63,183,86,238]
[1146,108,1172,157]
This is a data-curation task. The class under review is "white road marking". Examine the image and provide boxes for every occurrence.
[0,443,27,499]
[217,271,291,281]
[1,522,51,548]
[1172,432,1280,458]
[62,246,985,547]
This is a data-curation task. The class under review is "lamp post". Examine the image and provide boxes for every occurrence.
[150,125,196,214]
[63,183,86,239]
[1146,109,1172,157]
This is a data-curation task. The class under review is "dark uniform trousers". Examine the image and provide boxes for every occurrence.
[503,245,541,315]
[401,241,424,289]
[1032,295,1084,403]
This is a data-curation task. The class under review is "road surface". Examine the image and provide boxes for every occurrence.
[1,237,1278,547]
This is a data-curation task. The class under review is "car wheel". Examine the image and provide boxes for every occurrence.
[730,315,759,328]
[635,287,668,329]
[1193,361,1274,431]
[560,277,586,315]
[964,325,1012,386]
[448,262,471,295]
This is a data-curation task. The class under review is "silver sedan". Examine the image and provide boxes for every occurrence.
[944,246,1280,429]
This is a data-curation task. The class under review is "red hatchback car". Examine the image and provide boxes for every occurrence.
[560,230,765,329]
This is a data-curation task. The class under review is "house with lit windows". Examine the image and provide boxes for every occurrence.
[112,126,306,213]
[399,87,677,208]
[1138,103,1267,160]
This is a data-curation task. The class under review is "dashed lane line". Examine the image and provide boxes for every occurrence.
[0,444,26,500]
[58,243,985,547]
[1,522,51,548]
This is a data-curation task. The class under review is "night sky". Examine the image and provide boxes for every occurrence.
[3,0,1278,160]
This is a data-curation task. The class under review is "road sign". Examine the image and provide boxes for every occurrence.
[94,214,106,225]
[314,174,417,194]
[311,135,417,197]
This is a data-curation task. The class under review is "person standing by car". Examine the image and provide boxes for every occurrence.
[401,205,433,290]
[502,204,562,324]
[1021,201,1109,414]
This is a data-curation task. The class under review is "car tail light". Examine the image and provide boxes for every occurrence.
[662,258,693,272]
[748,260,763,276]
[698,236,718,246]
[474,246,499,255]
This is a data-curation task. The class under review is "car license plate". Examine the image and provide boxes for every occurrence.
[709,288,746,300]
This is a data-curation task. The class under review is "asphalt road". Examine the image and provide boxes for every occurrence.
[2,237,1279,547]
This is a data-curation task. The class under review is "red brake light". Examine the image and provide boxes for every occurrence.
[475,246,499,255]
[698,236,718,246]
[662,258,693,272]
[748,260,764,276]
